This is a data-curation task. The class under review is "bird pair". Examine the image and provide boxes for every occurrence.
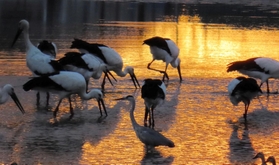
[254,152,276,165]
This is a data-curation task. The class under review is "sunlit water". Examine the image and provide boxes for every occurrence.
[0,0,279,164]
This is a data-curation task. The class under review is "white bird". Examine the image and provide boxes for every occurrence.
[36,40,58,105]
[253,152,266,165]
[23,71,107,119]
[0,84,25,114]
[11,20,63,76]
[227,57,279,93]
[143,36,182,82]
[115,95,174,149]
[266,156,276,165]
[228,76,262,121]
[58,52,108,90]
[37,40,57,59]
[141,79,166,128]
[70,38,140,89]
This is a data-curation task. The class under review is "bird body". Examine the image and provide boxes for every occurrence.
[71,38,140,89]
[23,71,107,118]
[266,156,276,165]
[228,76,262,121]
[0,84,25,114]
[11,20,62,76]
[143,36,182,81]
[115,95,174,148]
[141,79,166,128]
[58,52,106,88]
[227,57,279,93]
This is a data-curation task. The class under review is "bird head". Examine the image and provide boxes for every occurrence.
[266,156,276,164]
[3,84,25,114]
[11,19,29,47]
[253,152,265,159]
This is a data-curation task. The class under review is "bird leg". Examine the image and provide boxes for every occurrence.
[177,64,182,82]
[68,97,74,120]
[101,71,115,90]
[144,106,149,127]
[243,100,250,122]
[46,92,50,106]
[53,99,63,118]
[36,92,40,106]
[266,80,270,94]
[151,107,155,129]
[147,60,169,81]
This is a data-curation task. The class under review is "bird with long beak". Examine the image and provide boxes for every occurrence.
[0,84,25,114]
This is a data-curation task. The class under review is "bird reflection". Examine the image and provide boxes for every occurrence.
[141,147,174,165]
[228,122,255,164]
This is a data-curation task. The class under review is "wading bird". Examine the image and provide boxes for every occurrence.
[228,76,262,121]
[58,52,109,90]
[115,95,174,149]
[141,79,166,128]
[227,57,279,93]
[70,38,140,89]
[23,71,107,119]
[143,36,182,82]
[36,40,58,105]
[11,20,63,105]
[0,84,25,114]
[266,156,276,165]
[253,152,266,165]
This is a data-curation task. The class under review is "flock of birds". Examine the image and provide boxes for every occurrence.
[0,19,279,162]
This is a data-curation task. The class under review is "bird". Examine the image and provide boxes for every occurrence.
[11,20,63,76]
[23,71,107,119]
[58,52,109,90]
[37,40,57,59]
[227,57,279,94]
[141,78,166,128]
[70,38,140,89]
[143,36,182,82]
[228,76,262,121]
[266,156,276,165]
[0,84,25,114]
[36,40,58,105]
[253,152,266,165]
[115,95,174,149]
[11,20,63,106]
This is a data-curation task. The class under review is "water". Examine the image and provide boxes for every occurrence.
[1,0,279,164]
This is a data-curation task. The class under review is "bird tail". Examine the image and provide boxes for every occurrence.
[23,77,43,91]
[227,61,246,72]
[70,38,90,49]
[167,140,175,148]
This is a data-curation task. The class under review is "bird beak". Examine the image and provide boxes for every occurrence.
[130,73,140,88]
[97,98,107,116]
[11,28,23,48]
[10,92,25,114]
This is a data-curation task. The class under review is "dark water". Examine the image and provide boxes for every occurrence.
[0,0,279,164]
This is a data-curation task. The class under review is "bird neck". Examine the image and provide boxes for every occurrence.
[23,29,34,52]
[79,90,91,100]
[170,58,180,68]
[129,98,138,129]
[116,67,129,77]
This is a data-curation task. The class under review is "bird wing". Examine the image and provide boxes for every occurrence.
[59,52,93,71]
[227,57,265,72]
[254,57,279,75]
[137,127,174,147]
[142,79,165,99]
[143,36,172,56]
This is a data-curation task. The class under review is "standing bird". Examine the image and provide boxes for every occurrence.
[266,156,276,165]
[23,71,107,119]
[58,52,109,90]
[143,36,182,82]
[70,38,140,89]
[11,20,63,106]
[11,20,62,76]
[141,79,166,128]
[0,84,25,114]
[36,40,58,105]
[115,95,174,149]
[228,76,262,121]
[227,57,279,93]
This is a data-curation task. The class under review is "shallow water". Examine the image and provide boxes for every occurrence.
[0,0,279,164]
